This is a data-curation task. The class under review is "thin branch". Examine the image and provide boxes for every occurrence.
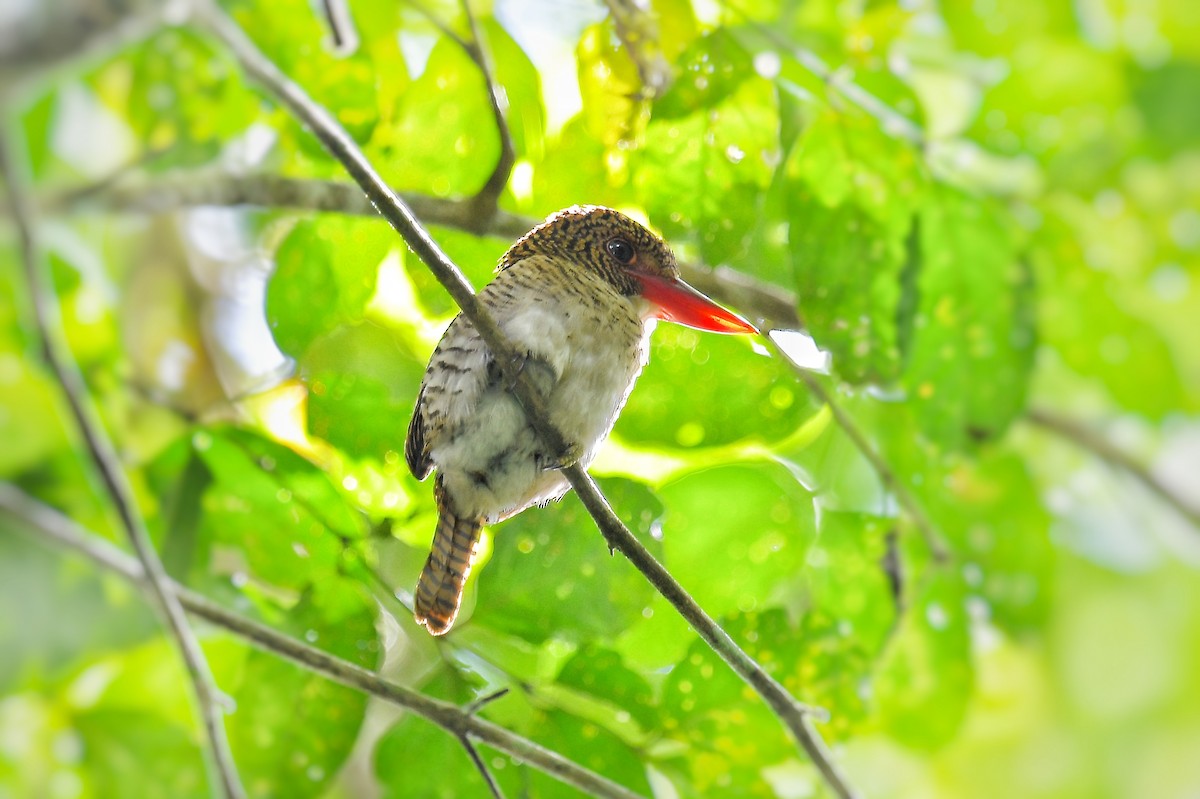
[32,168,798,328]
[317,0,359,55]
[0,130,245,799]
[402,0,470,49]
[787,366,949,562]
[460,736,505,799]
[400,0,515,225]
[459,0,516,224]
[0,485,644,799]
[460,688,512,799]
[1025,407,1200,530]
[37,171,533,238]
[189,4,857,796]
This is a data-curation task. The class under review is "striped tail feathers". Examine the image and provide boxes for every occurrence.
[414,478,484,636]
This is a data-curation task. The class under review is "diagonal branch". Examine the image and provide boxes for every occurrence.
[1025,407,1200,530]
[189,3,858,796]
[0,485,643,799]
[783,365,950,562]
[317,0,359,55]
[0,129,245,799]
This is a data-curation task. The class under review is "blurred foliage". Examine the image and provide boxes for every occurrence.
[2,0,1199,797]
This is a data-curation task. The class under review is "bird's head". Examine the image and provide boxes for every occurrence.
[499,205,758,335]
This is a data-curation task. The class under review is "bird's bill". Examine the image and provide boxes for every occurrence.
[637,273,759,335]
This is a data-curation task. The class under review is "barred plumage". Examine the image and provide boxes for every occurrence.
[406,206,755,636]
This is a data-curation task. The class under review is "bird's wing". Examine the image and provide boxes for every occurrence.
[405,314,493,480]
[405,262,570,480]
[405,384,433,480]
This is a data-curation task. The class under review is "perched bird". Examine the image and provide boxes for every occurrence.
[406,205,758,635]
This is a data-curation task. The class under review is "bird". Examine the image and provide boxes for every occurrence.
[405,205,758,635]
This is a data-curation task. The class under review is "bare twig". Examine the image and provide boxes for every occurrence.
[32,168,799,329]
[0,130,245,799]
[190,4,857,796]
[401,0,514,225]
[317,0,359,55]
[460,688,512,799]
[459,0,516,224]
[1026,407,1200,530]
[787,366,949,562]
[38,171,534,239]
[0,485,643,799]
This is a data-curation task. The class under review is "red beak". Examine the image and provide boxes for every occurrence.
[636,273,759,335]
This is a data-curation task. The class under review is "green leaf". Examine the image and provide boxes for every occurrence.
[226,580,377,798]
[656,461,816,617]
[75,708,207,798]
[785,108,925,383]
[654,29,755,119]
[873,567,973,749]
[470,477,663,644]
[902,188,1036,448]
[98,29,259,168]
[374,36,499,195]
[615,325,819,450]
[920,452,1054,633]
[556,643,661,732]
[267,217,393,357]
[1032,212,1188,417]
[302,323,425,460]
[637,77,780,264]
[187,428,366,589]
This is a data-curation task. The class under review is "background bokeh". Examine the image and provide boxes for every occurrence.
[1,0,1198,797]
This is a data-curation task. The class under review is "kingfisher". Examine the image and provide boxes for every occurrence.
[406,205,758,635]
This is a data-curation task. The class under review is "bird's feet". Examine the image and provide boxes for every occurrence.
[536,441,583,472]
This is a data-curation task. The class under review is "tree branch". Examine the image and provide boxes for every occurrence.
[785,367,950,562]
[458,0,516,225]
[0,129,246,799]
[189,3,858,796]
[34,168,801,329]
[1025,407,1200,530]
[0,484,644,799]
[317,0,359,55]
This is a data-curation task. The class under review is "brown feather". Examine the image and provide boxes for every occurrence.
[413,476,484,635]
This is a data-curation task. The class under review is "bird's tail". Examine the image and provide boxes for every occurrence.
[414,478,483,636]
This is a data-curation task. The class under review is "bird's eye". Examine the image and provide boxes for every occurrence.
[606,238,636,265]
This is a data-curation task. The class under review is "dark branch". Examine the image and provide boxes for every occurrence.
[33,168,797,329]
[0,484,644,799]
[784,364,949,562]
[317,0,359,55]
[0,129,246,799]
[189,4,858,796]
[459,688,512,799]
[1026,407,1200,530]
[459,0,516,225]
